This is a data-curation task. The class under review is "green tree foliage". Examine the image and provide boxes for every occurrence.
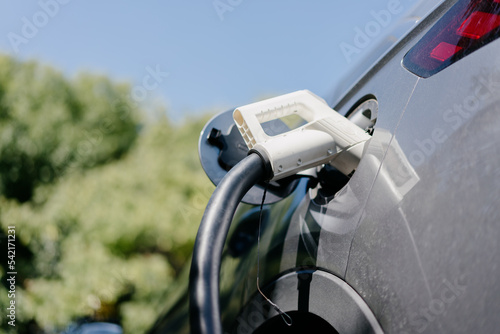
[0,55,139,202]
[0,55,214,333]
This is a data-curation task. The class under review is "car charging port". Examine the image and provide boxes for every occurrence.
[313,165,351,205]
[346,96,378,133]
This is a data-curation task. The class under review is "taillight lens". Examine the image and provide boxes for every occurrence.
[403,0,500,78]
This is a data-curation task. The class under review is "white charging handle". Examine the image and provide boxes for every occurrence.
[233,90,370,180]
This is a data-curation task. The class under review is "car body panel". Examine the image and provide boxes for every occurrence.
[149,1,500,332]
[346,39,500,333]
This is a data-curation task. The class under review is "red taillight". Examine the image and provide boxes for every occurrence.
[457,11,500,39]
[430,42,463,61]
[403,0,500,78]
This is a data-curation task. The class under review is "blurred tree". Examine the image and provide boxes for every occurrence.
[0,55,214,333]
[0,55,139,202]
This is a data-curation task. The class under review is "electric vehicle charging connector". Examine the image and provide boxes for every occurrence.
[234,90,371,179]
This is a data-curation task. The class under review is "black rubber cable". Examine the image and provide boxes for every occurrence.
[189,153,270,334]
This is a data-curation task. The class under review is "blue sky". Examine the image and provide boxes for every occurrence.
[0,0,416,120]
